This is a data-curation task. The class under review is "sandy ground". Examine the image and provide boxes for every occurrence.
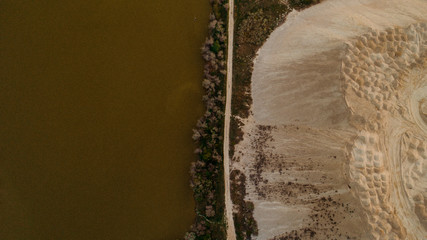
[224,0,236,238]
[231,0,427,239]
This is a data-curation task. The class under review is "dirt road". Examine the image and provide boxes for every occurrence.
[223,0,236,239]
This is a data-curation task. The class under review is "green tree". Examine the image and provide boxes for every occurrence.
[211,40,221,54]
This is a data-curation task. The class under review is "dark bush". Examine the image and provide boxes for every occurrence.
[289,0,319,10]
[211,40,221,53]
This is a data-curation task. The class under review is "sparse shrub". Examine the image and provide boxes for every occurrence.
[237,9,275,46]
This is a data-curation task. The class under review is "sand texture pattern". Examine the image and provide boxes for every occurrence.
[231,0,427,239]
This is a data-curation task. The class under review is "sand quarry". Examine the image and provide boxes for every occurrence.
[231,0,427,239]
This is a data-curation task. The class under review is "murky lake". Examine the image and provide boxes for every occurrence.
[0,1,208,239]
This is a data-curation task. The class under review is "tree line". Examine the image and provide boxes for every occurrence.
[184,0,229,239]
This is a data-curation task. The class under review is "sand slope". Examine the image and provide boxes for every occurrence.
[232,0,427,239]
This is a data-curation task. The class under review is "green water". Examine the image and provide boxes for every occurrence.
[0,1,209,239]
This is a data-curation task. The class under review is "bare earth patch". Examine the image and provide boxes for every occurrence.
[231,0,427,239]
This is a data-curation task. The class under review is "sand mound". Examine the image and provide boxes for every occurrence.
[232,0,427,239]
[344,24,427,239]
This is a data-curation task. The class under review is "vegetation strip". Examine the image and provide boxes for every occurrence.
[184,0,229,239]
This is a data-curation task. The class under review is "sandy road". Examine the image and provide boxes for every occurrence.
[223,0,236,239]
